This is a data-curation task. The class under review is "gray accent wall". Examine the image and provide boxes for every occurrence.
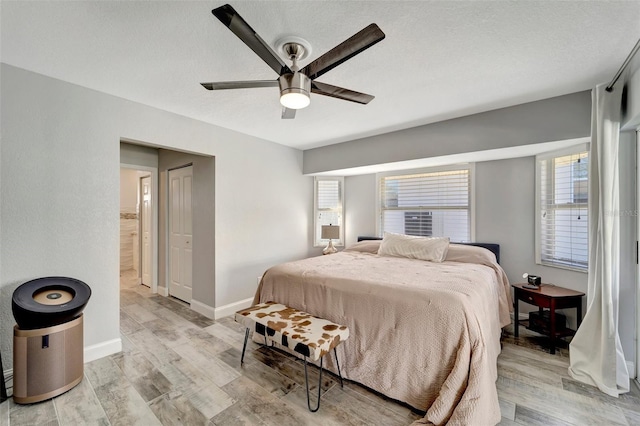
[304,91,591,174]
[0,64,312,369]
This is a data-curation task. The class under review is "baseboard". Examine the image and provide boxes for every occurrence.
[158,286,169,296]
[214,297,254,320]
[84,338,122,363]
[189,299,215,319]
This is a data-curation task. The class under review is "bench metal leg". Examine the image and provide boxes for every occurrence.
[303,356,323,412]
[333,348,343,388]
[240,328,250,365]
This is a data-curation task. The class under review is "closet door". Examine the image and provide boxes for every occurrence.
[168,166,193,303]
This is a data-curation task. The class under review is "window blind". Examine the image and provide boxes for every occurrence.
[380,169,470,242]
[314,178,343,246]
[538,151,589,270]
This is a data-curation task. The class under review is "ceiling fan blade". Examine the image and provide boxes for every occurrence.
[301,24,385,80]
[201,80,278,90]
[311,81,374,104]
[281,107,296,119]
[212,4,291,75]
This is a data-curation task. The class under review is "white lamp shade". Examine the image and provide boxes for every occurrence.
[321,225,340,240]
[280,92,310,109]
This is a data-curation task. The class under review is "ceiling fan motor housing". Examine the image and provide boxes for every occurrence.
[278,72,311,109]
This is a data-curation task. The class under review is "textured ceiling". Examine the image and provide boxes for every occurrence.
[2,1,639,149]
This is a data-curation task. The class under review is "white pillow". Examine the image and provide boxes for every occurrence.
[378,232,450,262]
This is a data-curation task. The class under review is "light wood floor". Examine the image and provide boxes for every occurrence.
[1,270,639,425]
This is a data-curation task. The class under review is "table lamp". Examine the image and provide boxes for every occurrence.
[321,225,340,255]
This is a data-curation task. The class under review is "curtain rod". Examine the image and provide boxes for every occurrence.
[606,38,640,92]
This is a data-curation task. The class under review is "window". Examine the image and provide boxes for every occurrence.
[378,166,472,242]
[314,177,344,247]
[536,147,589,271]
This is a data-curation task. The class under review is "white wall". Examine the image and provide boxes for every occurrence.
[0,64,312,369]
[344,174,377,246]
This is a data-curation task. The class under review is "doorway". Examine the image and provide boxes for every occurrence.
[120,165,158,294]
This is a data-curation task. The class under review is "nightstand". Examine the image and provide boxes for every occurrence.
[512,283,585,354]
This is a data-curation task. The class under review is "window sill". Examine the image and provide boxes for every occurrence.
[536,261,588,274]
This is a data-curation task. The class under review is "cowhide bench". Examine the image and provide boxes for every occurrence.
[235,302,350,412]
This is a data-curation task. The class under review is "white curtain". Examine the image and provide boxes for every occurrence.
[568,83,629,397]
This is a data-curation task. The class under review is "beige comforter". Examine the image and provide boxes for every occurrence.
[254,246,511,425]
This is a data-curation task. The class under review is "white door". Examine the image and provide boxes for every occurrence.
[169,166,193,303]
[141,175,153,287]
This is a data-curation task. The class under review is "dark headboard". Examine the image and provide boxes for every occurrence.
[356,236,500,264]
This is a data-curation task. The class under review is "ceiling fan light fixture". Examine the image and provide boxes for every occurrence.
[279,72,311,109]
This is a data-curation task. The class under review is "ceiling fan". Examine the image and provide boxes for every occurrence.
[201,4,386,119]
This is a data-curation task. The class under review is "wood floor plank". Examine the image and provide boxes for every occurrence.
[209,401,268,426]
[497,416,519,426]
[142,318,192,348]
[148,391,209,426]
[172,343,240,387]
[120,309,144,335]
[621,405,640,425]
[129,369,174,403]
[184,328,234,356]
[217,348,297,397]
[90,368,162,425]
[251,347,338,394]
[122,303,160,323]
[119,333,137,354]
[514,404,574,426]
[53,377,109,426]
[281,385,371,426]
[562,376,640,413]
[341,380,422,419]
[155,361,195,393]
[9,398,58,425]
[204,322,260,353]
[321,380,414,425]
[497,375,628,425]
[85,356,125,389]
[126,328,182,368]
[111,349,156,379]
[186,383,235,420]
[498,397,516,421]
[0,399,9,426]
[168,357,217,394]
[222,376,310,426]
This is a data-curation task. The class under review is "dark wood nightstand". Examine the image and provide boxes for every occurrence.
[512,283,585,354]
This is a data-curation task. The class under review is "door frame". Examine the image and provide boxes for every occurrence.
[121,163,159,295]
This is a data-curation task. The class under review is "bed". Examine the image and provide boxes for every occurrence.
[253,236,512,425]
